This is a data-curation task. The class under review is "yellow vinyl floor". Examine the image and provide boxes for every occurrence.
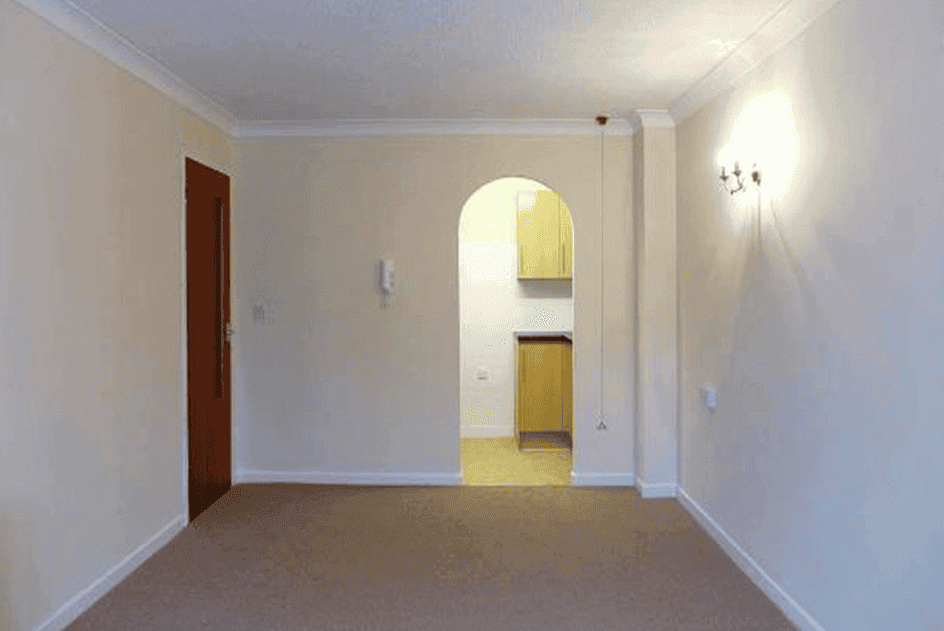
[461,437,571,486]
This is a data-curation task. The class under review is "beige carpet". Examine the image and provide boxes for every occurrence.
[64,484,797,631]
[462,437,571,485]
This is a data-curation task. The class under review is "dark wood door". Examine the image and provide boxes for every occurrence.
[186,157,231,521]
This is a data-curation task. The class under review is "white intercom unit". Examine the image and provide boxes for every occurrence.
[380,259,395,295]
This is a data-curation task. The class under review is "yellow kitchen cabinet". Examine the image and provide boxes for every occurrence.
[515,337,573,440]
[517,190,574,280]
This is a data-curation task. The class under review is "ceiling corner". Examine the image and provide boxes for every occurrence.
[14,0,237,134]
[668,0,843,123]
[631,110,676,131]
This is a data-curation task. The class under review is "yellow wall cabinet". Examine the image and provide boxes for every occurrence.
[516,190,574,279]
[515,337,573,440]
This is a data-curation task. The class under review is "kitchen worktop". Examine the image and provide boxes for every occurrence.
[514,330,572,341]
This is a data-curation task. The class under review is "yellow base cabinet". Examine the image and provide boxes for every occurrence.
[515,337,573,441]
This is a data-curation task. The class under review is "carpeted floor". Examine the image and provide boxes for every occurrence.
[65,484,797,631]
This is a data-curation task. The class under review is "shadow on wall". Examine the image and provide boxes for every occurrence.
[725,200,830,464]
[721,184,905,494]
[0,508,38,631]
[726,182,910,420]
[518,279,572,299]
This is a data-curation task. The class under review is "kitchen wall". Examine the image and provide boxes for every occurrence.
[676,1,944,629]
[232,134,634,484]
[459,177,574,438]
[0,1,233,631]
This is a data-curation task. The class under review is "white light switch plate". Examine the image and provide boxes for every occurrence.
[700,384,718,411]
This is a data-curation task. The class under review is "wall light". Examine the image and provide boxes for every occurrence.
[719,160,761,195]
[716,90,798,205]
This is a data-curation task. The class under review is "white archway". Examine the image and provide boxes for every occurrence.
[458,176,575,482]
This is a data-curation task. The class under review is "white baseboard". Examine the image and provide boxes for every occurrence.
[234,470,463,486]
[636,479,678,498]
[460,425,514,438]
[677,488,826,631]
[36,515,186,631]
[572,471,636,486]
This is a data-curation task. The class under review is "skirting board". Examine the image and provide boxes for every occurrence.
[571,471,636,486]
[677,488,826,631]
[36,515,186,631]
[234,470,463,486]
[460,425,514,438]
[636,479,678,498]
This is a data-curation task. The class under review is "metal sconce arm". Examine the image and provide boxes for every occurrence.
[720,161,761,194]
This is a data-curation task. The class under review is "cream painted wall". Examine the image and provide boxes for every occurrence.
[0,2,232,630]
[633,124,678,495]
[232,134,634,483]
[459,177,574,438]
[676,1,944,630]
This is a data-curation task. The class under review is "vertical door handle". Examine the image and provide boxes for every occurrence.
[214,195,224,398]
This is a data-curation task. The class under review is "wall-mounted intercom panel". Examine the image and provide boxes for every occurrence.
[380,259,395,295]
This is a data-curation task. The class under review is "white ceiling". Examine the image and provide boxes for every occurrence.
[63,0,793,122]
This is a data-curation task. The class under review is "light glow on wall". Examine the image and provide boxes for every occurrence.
[717,90,799,213]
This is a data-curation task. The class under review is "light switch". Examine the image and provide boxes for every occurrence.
[251,299,270,323]
[700,384,718,411]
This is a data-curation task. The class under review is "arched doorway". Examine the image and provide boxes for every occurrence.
[458,177,575,485]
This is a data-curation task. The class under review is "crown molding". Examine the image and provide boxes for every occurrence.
[669,0,843,123]
[15,0,840,137]
[630,110,676,132]
[14,0,237,134]
[234,118,635,138]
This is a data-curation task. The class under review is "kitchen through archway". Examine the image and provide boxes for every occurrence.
[458,177,575,486]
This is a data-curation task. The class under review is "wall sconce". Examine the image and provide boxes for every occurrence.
[719,161,761,195]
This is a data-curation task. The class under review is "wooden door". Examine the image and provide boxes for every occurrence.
[186,157,231,522]
[519,342,563,432]
[560,198,574,279]
[517,190,561,279]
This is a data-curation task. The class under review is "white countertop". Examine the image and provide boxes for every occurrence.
[514,330,572,341]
